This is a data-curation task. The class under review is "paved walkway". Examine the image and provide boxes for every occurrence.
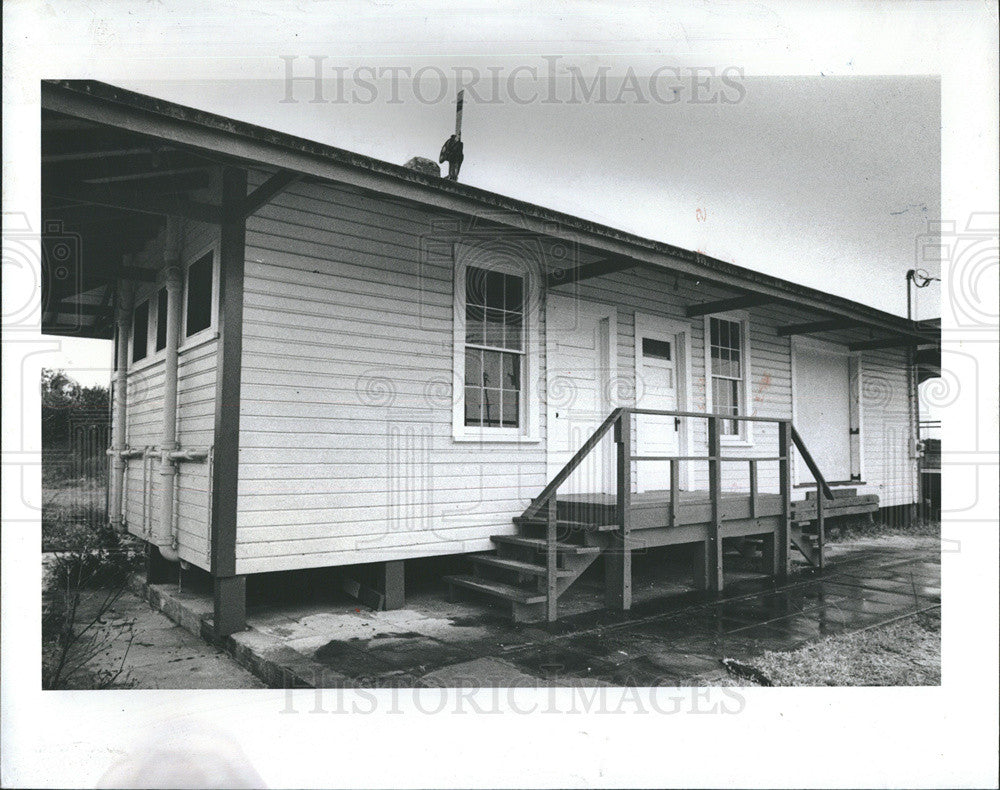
[85,589,265,689]
[201,535,939,688]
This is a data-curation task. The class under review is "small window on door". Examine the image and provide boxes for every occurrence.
[131,301,149,363]
[642,337,672,361]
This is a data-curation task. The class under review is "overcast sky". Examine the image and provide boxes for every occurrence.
[53,69,941,385]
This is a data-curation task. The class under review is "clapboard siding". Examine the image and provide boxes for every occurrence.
[234,175,918,572]
[121,219,218,570]
[235,176,550,572]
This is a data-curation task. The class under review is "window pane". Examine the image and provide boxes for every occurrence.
[482,349,501,388]
[484,270,505,309]
[482,388,502,426]
[501,391,520,428]
[464,348,482,386]
[185,252,213,337]
[504,310,523,350]
[155,287,168,351]
[504,274,524,312]
[465,304,485,344]
[642,337,671,360]
[710,317,720,346]
[484,308,505,347]
[466,267,487,306]
[502,352,520,389]
[132,301,148,362]
[464,387,482,426]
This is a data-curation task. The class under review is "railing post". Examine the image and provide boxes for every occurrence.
[606,410,632,611]
[777,421,792,579]
[546,497,558,622]
[815,481,825,570]
[707,416,724,592]
[669,459,679,528]
[749,459,758,519]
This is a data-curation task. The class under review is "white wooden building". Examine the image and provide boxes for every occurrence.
[41,81,940,632]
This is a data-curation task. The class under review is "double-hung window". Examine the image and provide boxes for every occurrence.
[708,316,747,437]
[463,267,524,429]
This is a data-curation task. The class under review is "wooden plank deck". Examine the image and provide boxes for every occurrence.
[558,489,878,549]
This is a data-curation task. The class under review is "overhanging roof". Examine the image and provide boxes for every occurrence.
[40,79,940,349]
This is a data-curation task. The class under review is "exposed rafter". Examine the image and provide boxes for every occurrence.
[43,180,222,224]
[848,336,926,351]
[777,318,864,336]
[242,169,301,218]
[546,256,640,289]
[685,293,777,317]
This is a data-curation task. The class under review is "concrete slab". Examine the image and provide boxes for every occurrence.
[130,535,940,688]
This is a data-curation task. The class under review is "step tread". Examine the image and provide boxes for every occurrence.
[470,554,575,577]
[444,574,546,604]
[513,517,619,532]
[491,535,602,554]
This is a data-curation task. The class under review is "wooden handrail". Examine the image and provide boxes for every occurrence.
[790,425,835,500]
[521,407,625,520]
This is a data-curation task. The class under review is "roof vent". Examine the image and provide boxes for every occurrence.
[403,157,441,177]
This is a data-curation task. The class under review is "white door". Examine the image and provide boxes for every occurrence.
[635,333,680,492]
[793,342,852,484]
[546,296,616,495]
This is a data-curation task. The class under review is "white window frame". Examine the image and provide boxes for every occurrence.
[180,241,220,351]
[703,311,754,445]
[452,242,541,443]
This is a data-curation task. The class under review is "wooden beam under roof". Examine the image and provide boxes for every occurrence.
[776,318,865,336]
[848,336,926,351]
[685,293,777,317]
[43,179,222,224]
[546,256,640,288]
[242,169,301,218]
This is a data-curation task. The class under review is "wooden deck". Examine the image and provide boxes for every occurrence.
[557,489,879,549]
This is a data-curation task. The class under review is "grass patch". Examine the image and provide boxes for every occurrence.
[830,515,940,543]
[720,608,941,687]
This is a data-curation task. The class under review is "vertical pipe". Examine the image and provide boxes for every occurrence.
[156,218,183,562]
[108,276,133,531]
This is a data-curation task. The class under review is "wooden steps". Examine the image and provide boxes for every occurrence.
[444,575,546,604]
[490,535,601,554]
[513,516,618,532]
[469,554,575,578]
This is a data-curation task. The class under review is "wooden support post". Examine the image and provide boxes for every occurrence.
[760,532,779,576]
[546,498,558,622]
[213,575,246,638]
[749,459,758,518]
[692,540,711,590]
[707,416,724,592]
[377,560,405,610]
[669,459,679,528]
[209,166,249,637]
[146,543,177,585]
[606,411,632,611]
[777,422,792,579]
[815,482,825,570]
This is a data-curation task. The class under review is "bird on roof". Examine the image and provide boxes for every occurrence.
[439,134,464,181]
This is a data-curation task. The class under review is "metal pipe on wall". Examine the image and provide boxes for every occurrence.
[155,219,183,562]
[108,271,133,531]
